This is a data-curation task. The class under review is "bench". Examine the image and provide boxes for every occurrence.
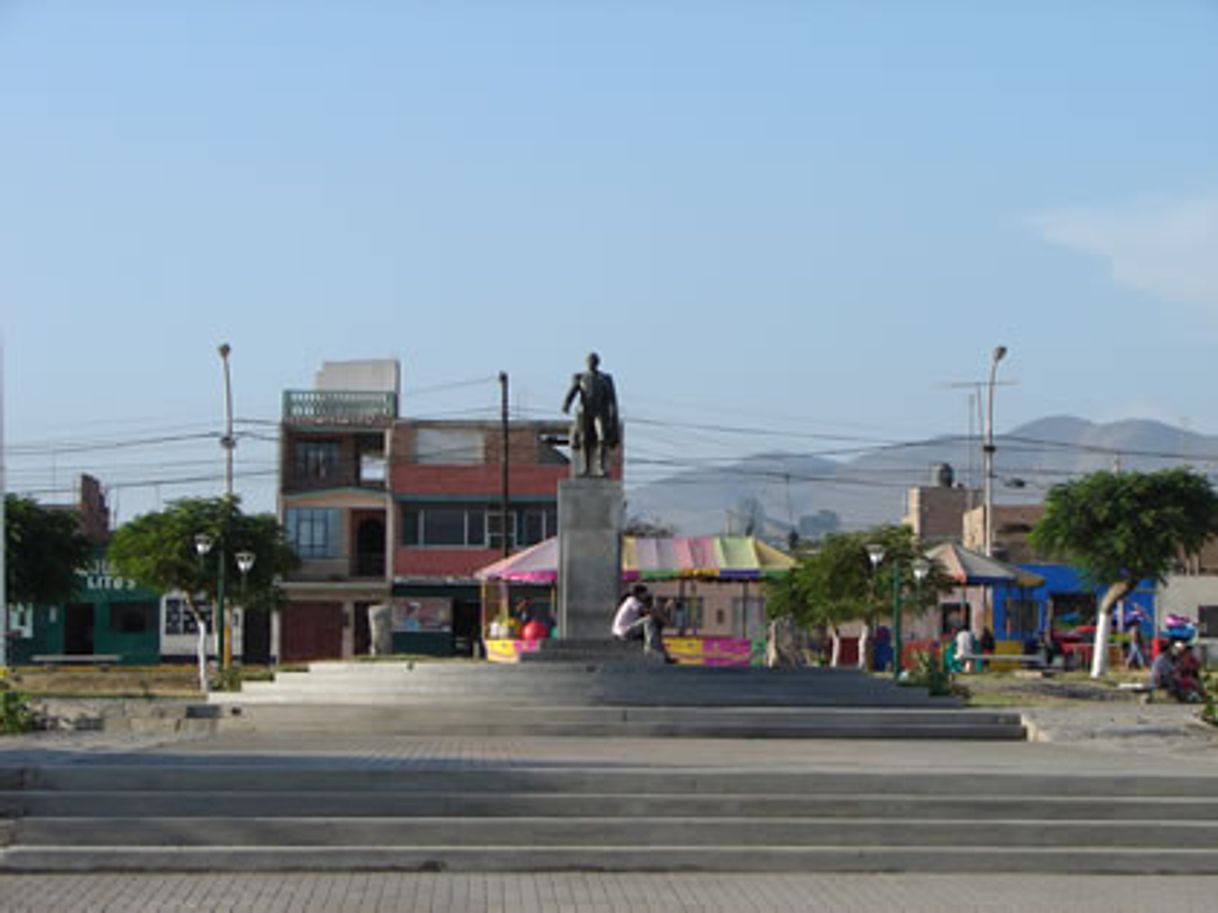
[30,654,121,667]
[1118,681,1156,703]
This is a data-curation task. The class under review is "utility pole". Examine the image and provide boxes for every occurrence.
[499,371,510,558]
[983,345,1008,558]
[218,343,235,671]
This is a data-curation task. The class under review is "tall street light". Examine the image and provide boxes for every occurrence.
[983,345,1008,558]
[217,343,235,671]
[194,533,215,655]
[865,543,885,672]
[910,556,931,679]
[236,551,256,654]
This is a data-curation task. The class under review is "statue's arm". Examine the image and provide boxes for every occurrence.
[561,375,580,414]
[603,375,621,443]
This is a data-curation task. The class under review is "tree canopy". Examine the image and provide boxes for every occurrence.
[1029,468,1218,589]
[766,524,950,631]
[4,494,92,605]
[1030,468,1218,676]
[108,497,298,612]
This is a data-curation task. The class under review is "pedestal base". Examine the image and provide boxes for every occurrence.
[558,477,623,640]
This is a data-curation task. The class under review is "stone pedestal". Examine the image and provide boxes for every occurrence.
[558,477,624,640]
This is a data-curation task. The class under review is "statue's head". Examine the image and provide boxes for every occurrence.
[586,352,600,370]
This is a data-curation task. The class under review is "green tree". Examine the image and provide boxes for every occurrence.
[4,494,92,606]
[767,524,949,668]
[1030,468,1218,678]
[108,497,298,691]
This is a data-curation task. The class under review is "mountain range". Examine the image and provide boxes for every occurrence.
[624,416,1218,537]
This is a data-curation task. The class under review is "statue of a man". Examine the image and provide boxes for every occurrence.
[562,352,621,477]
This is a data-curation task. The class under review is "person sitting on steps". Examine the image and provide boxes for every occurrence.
[612,584,675,663]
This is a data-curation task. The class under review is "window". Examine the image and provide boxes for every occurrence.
[1199,606,1218,638]
[111,602,158,635]
[521,508,558,546]
[1004,599,1039,638]
[414,428,484,465]
[732,596,767,639]
[487,511,517,550]
[285,508,341,558]
[423,508,467,546]
[163,596,213,635]
[670,597,703,632]
[399,503,555,549]
[294,441,341,480]
[401,506,488,548]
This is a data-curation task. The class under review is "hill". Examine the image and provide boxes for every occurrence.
[625,416,1218,536]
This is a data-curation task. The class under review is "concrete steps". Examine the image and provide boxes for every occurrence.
[5,765,1218,873]
[201,660,1027,740]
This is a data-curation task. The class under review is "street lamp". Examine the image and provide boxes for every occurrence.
[236,550,255,595]
[983,345,1007,558]
[907,556,931,681]
[194,533,216,655]
[194,533,213,559]
[864,545,885,671]
[217,343,236,673]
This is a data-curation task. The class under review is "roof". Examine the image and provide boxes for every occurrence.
[926,542,1045,588]
[475,535,795,584]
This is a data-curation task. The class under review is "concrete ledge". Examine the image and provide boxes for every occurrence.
[6,845,1218,875]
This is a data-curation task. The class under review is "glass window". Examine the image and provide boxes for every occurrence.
[111,602,157,634]
[401,507,420,546]
[163,596,213,635]
[522,510,546,546]
[414,428,484,465]
[466,509,486,547]
[286,508,340,558]
[487,511,517,550]
[423,508,466,546]
[294,441,341,480]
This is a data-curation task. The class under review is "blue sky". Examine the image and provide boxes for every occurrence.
[3,1,1216,519]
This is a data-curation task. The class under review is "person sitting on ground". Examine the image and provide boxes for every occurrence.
[611,584,673,662]
[1147,644,1177,696]
[1172,643,1204,703]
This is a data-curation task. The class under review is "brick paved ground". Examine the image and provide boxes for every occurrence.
[2,703,1216,911]
[2,873,1217,913]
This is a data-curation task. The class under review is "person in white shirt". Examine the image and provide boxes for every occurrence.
[612,584,673,662]
[954,626,975,673]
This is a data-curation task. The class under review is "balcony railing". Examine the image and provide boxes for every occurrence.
[283,390,398,425]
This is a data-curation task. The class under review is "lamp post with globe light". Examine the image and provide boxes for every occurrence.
[908,557,932,679]
[865,544,885,672]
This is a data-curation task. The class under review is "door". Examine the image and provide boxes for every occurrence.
[242,608,272,665]
[65,603,95,655]
[353,601,372,656]
[280,602,344,662]
[452,599,481,657]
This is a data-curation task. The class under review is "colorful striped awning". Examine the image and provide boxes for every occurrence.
[475,535,794,584]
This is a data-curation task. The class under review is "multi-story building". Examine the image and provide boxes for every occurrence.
[277,360,581,661]
[277,360,399,662]
[390,417,571,656]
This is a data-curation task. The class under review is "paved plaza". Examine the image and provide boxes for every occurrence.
[2,702,1216,911]
[3,871,1218,913]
